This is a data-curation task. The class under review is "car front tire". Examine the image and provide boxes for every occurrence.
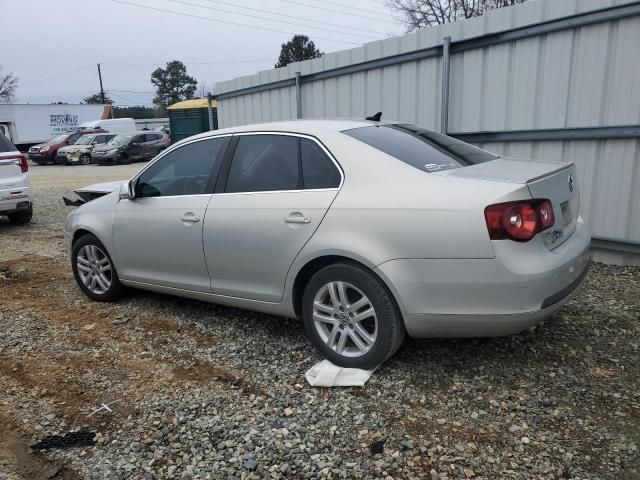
[71,233,124,302]
[79,153,91,165]
[302,262,405,369]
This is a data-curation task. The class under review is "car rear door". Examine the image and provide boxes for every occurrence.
[113,136,229,292]
[203,133,342,302]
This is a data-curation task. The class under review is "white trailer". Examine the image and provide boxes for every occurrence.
[0,104,108,149]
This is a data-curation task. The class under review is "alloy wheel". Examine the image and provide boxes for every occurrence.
[76,245,112,295]
[312,281,378,358]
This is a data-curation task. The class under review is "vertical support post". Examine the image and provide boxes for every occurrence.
[207,92,214,131]
[440,36,451,134]
[295,72,302,119]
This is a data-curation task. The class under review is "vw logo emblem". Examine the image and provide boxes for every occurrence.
[568,173,575,193]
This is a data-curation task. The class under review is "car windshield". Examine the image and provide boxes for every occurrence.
[74,135,93,145]
[108,135,132,146]
[343,124,498,173]
[48,134,69,144]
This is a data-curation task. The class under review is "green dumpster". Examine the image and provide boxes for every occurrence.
[167,98,218,144]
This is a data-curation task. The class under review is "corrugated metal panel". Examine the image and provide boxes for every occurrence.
[214,0,640,263]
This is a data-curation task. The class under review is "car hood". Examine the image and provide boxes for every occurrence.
[74,180,127,202]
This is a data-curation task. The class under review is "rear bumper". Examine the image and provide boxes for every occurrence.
[0,192,33,215]
[376,218,591,338]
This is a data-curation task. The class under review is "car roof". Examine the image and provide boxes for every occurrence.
[189,118,396,141]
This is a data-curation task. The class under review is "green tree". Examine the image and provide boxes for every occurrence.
[275,35,323,68]
[82,92,113,104]
[113,105,160,119]
[151,61,197,111]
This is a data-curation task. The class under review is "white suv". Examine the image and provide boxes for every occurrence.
[0,133,33,224]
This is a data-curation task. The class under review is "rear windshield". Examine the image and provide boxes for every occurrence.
[0,132,17,153]
[343,124,497,173]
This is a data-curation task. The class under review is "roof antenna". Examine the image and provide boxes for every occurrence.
[366,112,382,122]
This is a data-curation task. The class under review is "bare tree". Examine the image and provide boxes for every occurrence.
[0,66,18,104]
[387,0,532,31]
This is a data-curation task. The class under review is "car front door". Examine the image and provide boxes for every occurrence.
[127,135,145,161]
[113,136,229,292]
[203,133,342,302]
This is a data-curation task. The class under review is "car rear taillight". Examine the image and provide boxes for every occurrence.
[484,199,555,242]
[19,154,28,173]
[0,153,28,173]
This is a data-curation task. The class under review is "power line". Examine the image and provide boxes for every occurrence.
[165,0,379,39]
[101,59,273,66]
[109,89,153,94]
[105,0,362,45]
[194,0,388,35]
[278,0,393,24]
[21,65,94,87]
[294,0,392,20]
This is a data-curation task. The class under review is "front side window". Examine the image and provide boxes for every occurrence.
[108,135,131,146]
[226,135,300,193]
[343,124,497,173]
[135,137,227,198]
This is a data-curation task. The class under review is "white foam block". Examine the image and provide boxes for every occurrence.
[305,359,377,387]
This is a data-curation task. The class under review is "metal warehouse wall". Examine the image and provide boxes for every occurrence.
[215,0,640,265]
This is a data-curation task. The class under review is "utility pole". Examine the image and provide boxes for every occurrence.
[97,63,105,104]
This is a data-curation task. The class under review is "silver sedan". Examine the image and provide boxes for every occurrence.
[64,120,591,368]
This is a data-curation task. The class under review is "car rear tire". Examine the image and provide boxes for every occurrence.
[302,262,405,369]
[71,234,124,302]
[79,154,91,165]
[8,206,33,225]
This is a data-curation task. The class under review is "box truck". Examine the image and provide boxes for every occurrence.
[0,104,109,150]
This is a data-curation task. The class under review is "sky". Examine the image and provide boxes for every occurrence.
[1,0,405,107]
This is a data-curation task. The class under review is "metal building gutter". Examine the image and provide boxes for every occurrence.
[592,237,640,256]
[214,1,640,102]
[215,78,296,100]
[450,125,640,143]
[302,45,442,83]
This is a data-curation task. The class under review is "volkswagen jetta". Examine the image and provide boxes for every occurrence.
[64,119,591,368]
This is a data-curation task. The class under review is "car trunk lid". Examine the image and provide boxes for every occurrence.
[437,158,579,249]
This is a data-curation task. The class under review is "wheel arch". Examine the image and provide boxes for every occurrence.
[290,254,406,322]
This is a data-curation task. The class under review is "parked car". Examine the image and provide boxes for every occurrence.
[0,133,33,224]
[56,133,117,165]
[77,118,137,135]
[64,119,591,369]
[92,132,169,165]
[28,129,105,165]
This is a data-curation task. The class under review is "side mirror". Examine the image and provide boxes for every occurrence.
[119,181,134,200]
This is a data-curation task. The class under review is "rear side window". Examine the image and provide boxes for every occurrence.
[343,124,497,173]
[301,138,340,189]
[145,133,161,142]
[0,132,17,153]
[226,135,300,193]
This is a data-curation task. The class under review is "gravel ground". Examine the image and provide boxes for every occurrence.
[1,163,639,480]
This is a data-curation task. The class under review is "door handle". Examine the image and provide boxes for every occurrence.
[181,213,200,223]
[285,212,311,224]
